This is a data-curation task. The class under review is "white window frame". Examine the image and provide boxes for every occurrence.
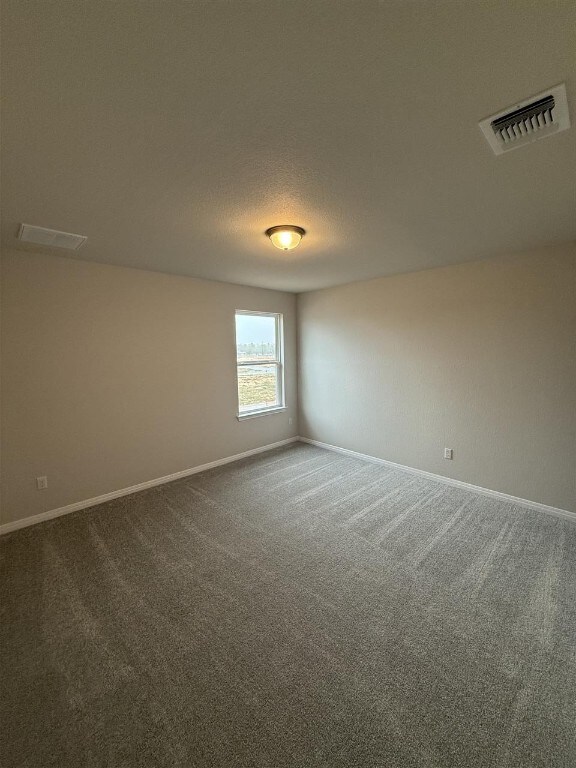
[235,310,285,420]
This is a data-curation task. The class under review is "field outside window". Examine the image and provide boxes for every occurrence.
[235,311,284,417]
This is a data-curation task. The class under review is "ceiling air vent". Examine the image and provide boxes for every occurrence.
[17,223,87,250]
[479,83,570,155]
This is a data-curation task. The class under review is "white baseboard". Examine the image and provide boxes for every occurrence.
[0,437,299,536]
[298,437,576,523]
[3,434,573,535]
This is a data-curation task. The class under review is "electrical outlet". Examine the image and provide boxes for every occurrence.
[288,417,293,426]
[444,448,453,460]
[36,476,48,490]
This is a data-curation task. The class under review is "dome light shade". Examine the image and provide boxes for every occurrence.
[265,225,305,251]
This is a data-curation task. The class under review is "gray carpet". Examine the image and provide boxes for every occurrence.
[1,442,575,768]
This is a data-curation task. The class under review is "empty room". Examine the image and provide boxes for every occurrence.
[1,2,575,766]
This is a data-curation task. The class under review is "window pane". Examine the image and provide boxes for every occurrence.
[236,313,277,362]
[237,364,280,413]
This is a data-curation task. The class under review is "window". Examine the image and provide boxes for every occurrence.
[235,311,284,418]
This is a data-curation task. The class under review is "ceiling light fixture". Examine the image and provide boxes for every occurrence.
[265,225,305,251]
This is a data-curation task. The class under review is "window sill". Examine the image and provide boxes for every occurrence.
[237,407,287,421]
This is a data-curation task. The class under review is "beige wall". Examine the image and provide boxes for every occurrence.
[298,244,576,512]
[3,243,575,527]
[1,250,297,525]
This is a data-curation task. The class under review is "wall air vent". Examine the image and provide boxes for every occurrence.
[17,223,87,250]
[479,83,570,155]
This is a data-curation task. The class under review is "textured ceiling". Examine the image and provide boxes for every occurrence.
[2,0,575,292]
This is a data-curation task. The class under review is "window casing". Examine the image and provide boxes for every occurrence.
[235,310,285,418]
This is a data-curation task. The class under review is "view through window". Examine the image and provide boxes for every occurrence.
[235,311,284,416]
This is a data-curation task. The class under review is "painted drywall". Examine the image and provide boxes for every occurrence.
[3,2,576,292]
[1,250,297,525]
[298,243,576,512]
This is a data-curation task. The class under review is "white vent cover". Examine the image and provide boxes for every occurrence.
[479,83,570,155]
[18,223,87,250]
